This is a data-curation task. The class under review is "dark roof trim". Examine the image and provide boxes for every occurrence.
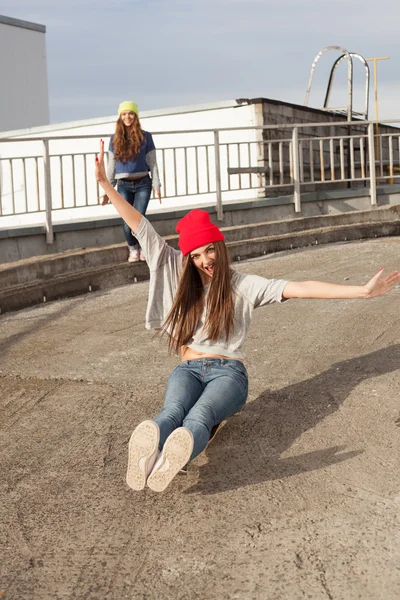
[236,97,351,119]
[0,15,46,33]
[236,97,400,131]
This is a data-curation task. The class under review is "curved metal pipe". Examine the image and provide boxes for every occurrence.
[305,46,353,121]
[324,52,370,119]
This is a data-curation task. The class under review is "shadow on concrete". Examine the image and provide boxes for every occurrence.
[186,344,400,495]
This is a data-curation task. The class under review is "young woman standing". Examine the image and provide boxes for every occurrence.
[101,101,162,262]
[95,140,400,493]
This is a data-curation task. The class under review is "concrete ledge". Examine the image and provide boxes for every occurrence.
[2,205,400,290]
[229,220,400,260]
[1,217,399,314]
[1,261,150,313]
[2,185,400,264]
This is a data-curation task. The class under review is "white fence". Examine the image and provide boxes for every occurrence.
[1,119,400,243]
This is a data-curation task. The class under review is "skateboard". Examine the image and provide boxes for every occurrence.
[179,411,242,473]
[207,420,227,447]
[207,407,244,446]
[178,421,226,474]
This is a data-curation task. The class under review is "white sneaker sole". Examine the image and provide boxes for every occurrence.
[126,420,160,491]
[147,427,194,493]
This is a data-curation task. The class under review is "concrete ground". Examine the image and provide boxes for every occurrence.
[1,237,400,600]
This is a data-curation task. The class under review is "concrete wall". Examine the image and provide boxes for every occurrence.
[0,16,49,132]
[2,186,400,264]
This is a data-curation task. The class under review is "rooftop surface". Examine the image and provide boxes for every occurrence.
[1,237,400,599]
[0,15,46,33]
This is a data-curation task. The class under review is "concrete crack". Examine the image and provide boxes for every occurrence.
[318,563,334,600]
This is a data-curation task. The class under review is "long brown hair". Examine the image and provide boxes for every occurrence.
[161,241,235,354]
[113,112,145,162]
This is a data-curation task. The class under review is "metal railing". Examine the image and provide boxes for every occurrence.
[1,119,400,243]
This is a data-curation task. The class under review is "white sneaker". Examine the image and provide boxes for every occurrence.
[126,420,160,491]
[128,248,139,263]
[139,248,146,262]
[147,427,194,493]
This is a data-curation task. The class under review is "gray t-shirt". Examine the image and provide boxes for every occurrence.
[135,217,288,359]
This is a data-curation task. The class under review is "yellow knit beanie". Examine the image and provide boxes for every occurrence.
[118,101,139,116]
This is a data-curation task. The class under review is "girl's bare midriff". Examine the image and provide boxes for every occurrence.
[181,345,244,363]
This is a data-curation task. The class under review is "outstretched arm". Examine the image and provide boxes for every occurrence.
[283,268,400,300]
[95,139,142,233]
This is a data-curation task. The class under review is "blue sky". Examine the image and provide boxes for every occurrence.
[3,0,400,124]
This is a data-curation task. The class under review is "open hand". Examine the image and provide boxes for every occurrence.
[99,194,109,206]
[364,268,400,298]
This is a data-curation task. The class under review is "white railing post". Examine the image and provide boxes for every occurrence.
[292,127,301,212]
[214,130,223,221]
[42,139,54,243]
[367,123,377,206]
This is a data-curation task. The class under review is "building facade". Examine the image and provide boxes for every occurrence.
[0,15,50,132]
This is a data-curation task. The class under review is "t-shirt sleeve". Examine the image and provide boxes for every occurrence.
[106,152,116,187]
[134,216,181,272]
[241,273,288,308]
[145,149,161,190]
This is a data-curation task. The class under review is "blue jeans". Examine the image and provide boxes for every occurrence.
[117,176,152,247]
[153,358,249,461]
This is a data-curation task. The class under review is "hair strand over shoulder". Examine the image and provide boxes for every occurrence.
[161,241,234,354]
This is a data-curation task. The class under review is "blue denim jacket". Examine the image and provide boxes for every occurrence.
[109,131,155,176]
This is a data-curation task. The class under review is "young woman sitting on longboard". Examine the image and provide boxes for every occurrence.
[95,140,400,493]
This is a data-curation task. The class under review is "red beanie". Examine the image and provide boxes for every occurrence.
[176,210,225,255]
